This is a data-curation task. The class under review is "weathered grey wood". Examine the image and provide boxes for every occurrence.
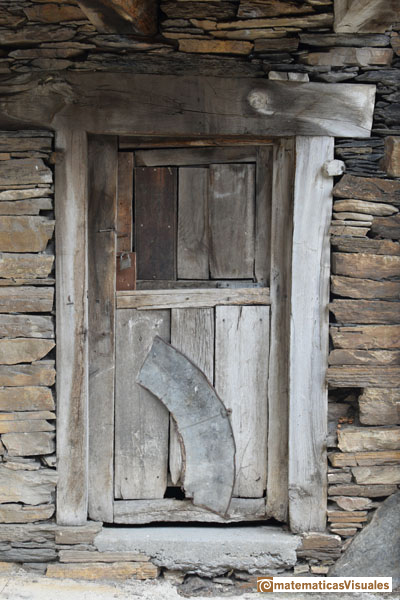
[0,466,57,505]
[359,388,400,425]
[117,287,270,309]
[209,164,255,279]
[88,135,117,523]
[0,315,54,339]
[330,325,400,349]
[0,386,54,411]
[117,151,133,253]
[331,275,400,300]
[0,339,55,365]
[177,167,209,280]
[135,147,258,166]
[255,146,272,285]
[120,136,274,150]
[137,336,235,515]
[289,136,333,533]
[0,253,54,280]
[0,73,376,138]
[0,362,55,387]
[115,310,170,500]
[215,305,269,498]
[170,308,214,485]
[266,138,294,521]
[114,498,266,524]
[0,287,53,313]
[55,129,89,525]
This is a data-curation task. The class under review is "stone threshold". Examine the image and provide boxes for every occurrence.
[94,525,301,577]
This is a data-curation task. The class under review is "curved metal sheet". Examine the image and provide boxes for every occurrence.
[137,336,235,516]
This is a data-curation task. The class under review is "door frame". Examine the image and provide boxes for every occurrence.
[0,72,374,533]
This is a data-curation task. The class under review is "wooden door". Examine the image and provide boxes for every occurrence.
[111,146,273,524]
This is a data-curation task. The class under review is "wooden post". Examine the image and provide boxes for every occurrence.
[266,138,294,522]
[55,130,89,525]
[288,136,333,533]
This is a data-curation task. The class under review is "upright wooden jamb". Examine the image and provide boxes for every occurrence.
[87,135,118,522]
[288,136,334,533]
[55,129,89,525]
[266,138,295,522]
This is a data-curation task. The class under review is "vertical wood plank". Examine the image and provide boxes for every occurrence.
[135,167,177,281]
[177,167,209,280]
[289,136,333,533]
[55,129,89,525]
[255,146,273,286]
[87,135,118,522]
[209,164,255,279]
[114,309,170,500]
[266,138,295,522]
[117,152,133,253]
[215,305,270,498]
[170,308,214,484]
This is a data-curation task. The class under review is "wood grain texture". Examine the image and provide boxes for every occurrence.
[215,305,270,498]
[266,138,294,521]
[117,152,133,253]
[135,147,258,166]
[135,167,177,281]
[170,308,214,485]
[289,136,333,533]
[114,309,170,500]
[137,336,235,516]
[87,135,117,523]
[177,167,209,280]
[117,287,270,309]
[255,146,272,285]
[55,129,89,526]
[114,498,266,524]
[0,74,376,138]
[209,163,255,279]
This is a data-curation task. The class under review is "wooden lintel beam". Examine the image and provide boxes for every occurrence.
[0,73,376,139]
[77,0,158,37]
[334,0,398,34]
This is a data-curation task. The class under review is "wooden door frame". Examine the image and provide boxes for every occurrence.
[0,72,374,532]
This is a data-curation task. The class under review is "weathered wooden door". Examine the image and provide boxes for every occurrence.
[112,146,273,524]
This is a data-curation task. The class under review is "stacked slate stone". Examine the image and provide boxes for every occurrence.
[0,131,57,534]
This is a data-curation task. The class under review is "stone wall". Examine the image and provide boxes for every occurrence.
[0,0,398,583]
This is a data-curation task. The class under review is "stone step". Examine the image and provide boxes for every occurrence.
[94,526,300,577]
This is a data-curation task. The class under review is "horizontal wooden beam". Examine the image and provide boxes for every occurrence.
[77,0,157,36]
[116,287,270,310]
[0,73,375,138]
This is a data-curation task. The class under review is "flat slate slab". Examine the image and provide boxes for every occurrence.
[330,491,400,588]
[95,526,300,576]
